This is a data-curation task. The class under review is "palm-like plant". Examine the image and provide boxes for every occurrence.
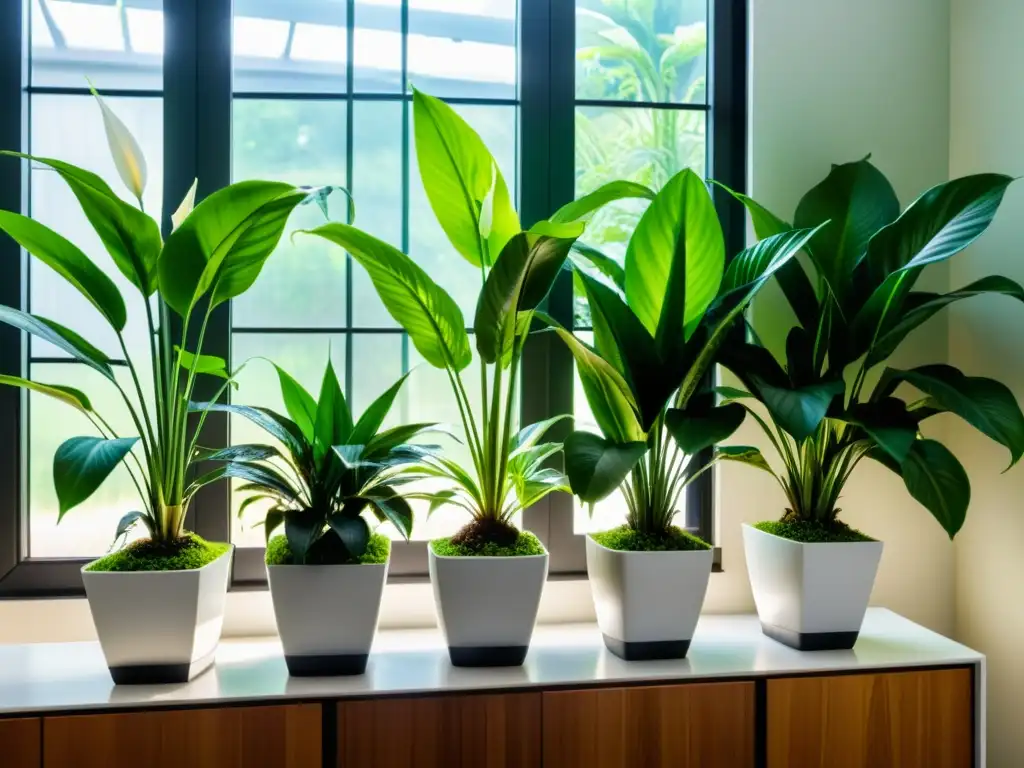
[200,360,438,563]
[545,168,820,543]
[718,159,1024,538]
[0,91,339,552]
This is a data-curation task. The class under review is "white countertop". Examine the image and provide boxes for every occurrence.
[0,608,982,716]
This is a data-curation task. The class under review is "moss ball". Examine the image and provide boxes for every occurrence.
[86,533,230,572]
[754,519,875,543]
[590,524,710,553]
[431,529,545,557]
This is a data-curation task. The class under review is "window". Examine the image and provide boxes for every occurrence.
[0,0,745,595]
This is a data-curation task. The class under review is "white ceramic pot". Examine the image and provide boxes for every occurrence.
[81,545,233,684]
[586,536,712,660]
[267,560,387,676]
[429,547,548,667]
[743,523,883,650]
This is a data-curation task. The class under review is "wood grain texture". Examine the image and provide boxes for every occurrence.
[43,704,320,768]
[767,668,973,768]
[1,718,41,768]
[337,693,541,768]
[543,682,755,768]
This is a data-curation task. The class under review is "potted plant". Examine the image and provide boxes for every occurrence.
[542,169,820,660]
[206,359,436,676]
[0,91,339,683]
[300,89,644,666]
[717,158,1024,650]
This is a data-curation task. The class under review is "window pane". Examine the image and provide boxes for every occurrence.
[575,0,707,105]
[231,99,348,329]
[354,1,402,93]
[30,0,164,90]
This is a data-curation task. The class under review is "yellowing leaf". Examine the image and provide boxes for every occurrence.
[90,82,148,201]
[171,178,198,231]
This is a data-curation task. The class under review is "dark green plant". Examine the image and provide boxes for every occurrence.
[201,360,437,564]
[0,91,342,552]
[717,158,1024,538]
[547,168,822,541]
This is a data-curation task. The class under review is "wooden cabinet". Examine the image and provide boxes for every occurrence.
[0,718,41,768]
[43,704,321,768]
[337,693,540,768]
[543,682,755,768]
[767,668,973,768]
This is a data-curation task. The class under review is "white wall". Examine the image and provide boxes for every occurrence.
[949,1,1024,764]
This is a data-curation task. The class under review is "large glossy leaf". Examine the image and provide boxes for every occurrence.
[194,402,307,459]
[315,359,353,464]
[0,210,127,331]
[328,513,372,557]
[843,398,917,464]
[551,180,654,224]
[194,444,281,463]
[412,88,519,266]
[510,414,572,453]
[175,346,229,379]
[3,152,162,295]
[0,307,114,380]
[570,242,625,291]
[564,431,647,503]
[887,364,1024,467]
[189,461,300,504]
[475,232,577,363]
[861,276,1024,368]
[159,180,307,317]
[285,508,324,563]
[364,488,414,540]
[0,375,91,412]
[54,436,139,520]
[794,158,898,310]
[349,372,411,447]
[364,422,447,459]
[270,363,317,442]
[625,169,724,347]
[514,467,570,509]
[665,402,745,455]
[714,445,773,473]
[899,439,970,539]
[752,378,844,441]
[304,223,471,371]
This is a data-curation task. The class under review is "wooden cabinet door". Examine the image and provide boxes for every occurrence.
[543,682,755,768]
[0,718,41,768]
[43,704,320,768]
[337,693,540,768]
[767,668,973,767]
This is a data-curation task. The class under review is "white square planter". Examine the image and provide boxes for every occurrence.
[429,547,547,667]
[587,536,712,660]
[267,560,387,676]
[81,544,233,684]
[743,523,883,650]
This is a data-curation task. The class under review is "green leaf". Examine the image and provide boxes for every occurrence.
[315,358,353,463]
[515,467,570,509]
[551,180,654,223]
[569,242,625,291]
[714,181,791,241]
[424,490,459,518]
[195,444,281,463]
[285,508,323,563]
[365,489,414,540]
[114,510,148,541]
[0,210,127,331]
[0,307,114,380]
[0,374,92,412]
[3,152,162,295]
[625,168,724,346]
[265,509,285,544]
[510,415,572,452]
[752,378,844,441]
[54,436,139,520]
[304,223,472,371]
[91,84,148,200]
[270,363,318,442]
[158,180,308,317]
[475,232,577,363]
[665,402,745,455]
[349,372,411,447]
[887,364,1024,467]
[363,422,447,459]
[714,445,773,473]
[861,276,1024,368]
[328,513,371,558]
[236,493,278,519]
[189,462,300,505]
[843,398,918,464]
[194,402,307,460]
[899,439,970,539]
[175,345,229,379]
[793,158,900,310]
[412,88,519,266]
[563,431,647,503]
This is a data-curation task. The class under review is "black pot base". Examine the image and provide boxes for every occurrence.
[602,634,691,661]
[448,645,528,667]
[109,649,216,685]
[285,653,369,677]
[760,622,860,651]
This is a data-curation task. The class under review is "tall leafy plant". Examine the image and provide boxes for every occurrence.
[0,92,341,548]
[547,169,821,538]
[302,89,647,549]
[718,158,1024,538]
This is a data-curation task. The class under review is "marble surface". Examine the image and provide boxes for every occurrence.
[0,608,982,715]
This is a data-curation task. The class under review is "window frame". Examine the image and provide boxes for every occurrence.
[0,0,746,597]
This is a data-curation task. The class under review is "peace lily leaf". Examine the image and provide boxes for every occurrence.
[285,508,323,563]
[304,223,472,371]
[714,445,772,473]
[625,168,724,347]
[752,377,844,441]
[0,375,92,412]
[898,439,970,539]
[171,178,198,231]
[349,372,411,447]
[188,462,300,504]
[365,491,414,540]
[550,180,654,224]
[570,242,625,291]
[195,402,307,459]
[175,345,229,379]
[54,436,139,520]
[90,84,147,201]
[264,510,285,544]
[329,513,372,557]
[315,358,353,463]
[195,444,281,463]
[665,403,746,456]
[114,510,148,542]
[0,307,114,380]
[510,414,572,452]
[843,398,918,464]
[412,88,519,266]
[563,431,647,503]
[0,210,127,331]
